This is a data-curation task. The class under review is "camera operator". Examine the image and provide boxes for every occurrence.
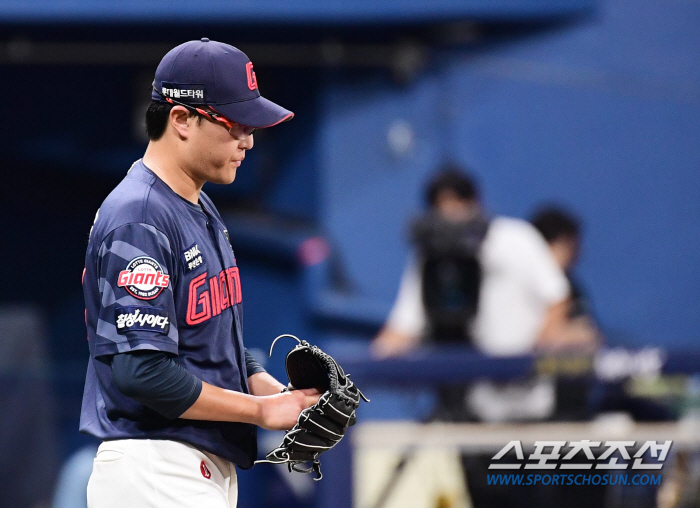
[371,166,602,506]
[372,166,591,366]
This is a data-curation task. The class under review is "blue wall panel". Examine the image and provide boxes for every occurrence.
[318,0,700,347]
[318,74,445,301]
[442,0,700,347]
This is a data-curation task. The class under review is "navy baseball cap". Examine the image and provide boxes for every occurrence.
[152,38,293,128]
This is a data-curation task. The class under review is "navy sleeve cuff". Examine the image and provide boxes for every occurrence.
[245,348,267,377]
[111,351,202,420]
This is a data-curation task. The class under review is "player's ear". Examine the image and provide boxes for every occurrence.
[169,106,193,140]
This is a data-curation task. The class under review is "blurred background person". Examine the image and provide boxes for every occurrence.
[371,165,595,366]
[370,166,604,507]
[531,205,601,353]
[530,205,601,423]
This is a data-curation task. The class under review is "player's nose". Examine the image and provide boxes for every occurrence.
[240,133,254,150]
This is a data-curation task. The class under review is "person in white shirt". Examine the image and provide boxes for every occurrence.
[372,167,595,363]
[371,169,600,508]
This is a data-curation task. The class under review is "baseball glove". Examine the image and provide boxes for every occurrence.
[255,334,369,480]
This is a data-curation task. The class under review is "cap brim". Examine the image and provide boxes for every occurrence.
[213,96,294,129]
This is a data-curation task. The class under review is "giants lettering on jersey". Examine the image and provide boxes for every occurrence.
[187,267,242,325]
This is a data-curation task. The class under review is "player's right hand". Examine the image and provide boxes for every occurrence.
[257,388,320,431]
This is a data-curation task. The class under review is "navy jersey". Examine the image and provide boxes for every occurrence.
[80,160,256,468]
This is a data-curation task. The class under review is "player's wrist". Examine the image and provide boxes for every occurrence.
[255,393,286,429]
[248,371,287,396]
[250,394,267,427]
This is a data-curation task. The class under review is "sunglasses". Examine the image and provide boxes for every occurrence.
[152,86,256,138]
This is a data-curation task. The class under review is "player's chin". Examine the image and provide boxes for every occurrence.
[210,167,237,185]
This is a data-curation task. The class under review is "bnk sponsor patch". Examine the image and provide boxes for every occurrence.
[181,243,204,273]
[117,256,170,300]
[115,306,170,335]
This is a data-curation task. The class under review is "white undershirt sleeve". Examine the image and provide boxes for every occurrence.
[386,256,427,339]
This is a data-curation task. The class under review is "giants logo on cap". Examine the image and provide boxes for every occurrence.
[246,62,258,91]
[117,257,170,300]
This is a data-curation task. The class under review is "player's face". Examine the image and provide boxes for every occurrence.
[185,113,254,185]
[550,236,580,271]
[435,190,480,222]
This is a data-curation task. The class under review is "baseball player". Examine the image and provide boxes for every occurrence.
[80,39,320,508]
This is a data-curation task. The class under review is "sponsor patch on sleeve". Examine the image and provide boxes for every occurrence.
[181,243,205,273]
[115,306,170,335]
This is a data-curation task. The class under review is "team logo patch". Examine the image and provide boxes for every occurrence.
[115,306,170,335]
[117,256,170,300]
[181,243,205,273]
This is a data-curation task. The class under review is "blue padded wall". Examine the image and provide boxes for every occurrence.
[318,0,700,348]
[318,73,445,301]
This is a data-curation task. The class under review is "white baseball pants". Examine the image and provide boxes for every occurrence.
[87,439,237,508]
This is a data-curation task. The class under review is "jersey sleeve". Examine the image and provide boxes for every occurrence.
[90,223,179,358]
